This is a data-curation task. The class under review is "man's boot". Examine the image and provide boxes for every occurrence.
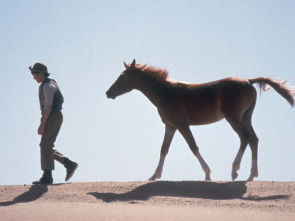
[32,170,53,184]
[64,158,78,181]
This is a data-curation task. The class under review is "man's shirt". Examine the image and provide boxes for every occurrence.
[39,78,64,112]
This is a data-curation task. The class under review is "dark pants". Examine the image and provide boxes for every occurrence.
[39,111,66,170]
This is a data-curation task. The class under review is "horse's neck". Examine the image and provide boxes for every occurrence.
[135,74,170,108]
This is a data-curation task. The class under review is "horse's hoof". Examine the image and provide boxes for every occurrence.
[247,171,258,181]
[247,175,257,181]
[247,177,254,181]
[232,172,238,181]
[205,175,211,181]
[148,174,160,181]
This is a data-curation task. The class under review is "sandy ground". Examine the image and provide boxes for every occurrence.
[1,181,294,221]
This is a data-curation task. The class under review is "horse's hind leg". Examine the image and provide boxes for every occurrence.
[243,104,259,181]
[178,124,211,181]
[226,116,251,181]
[149,125,176,181]
[227,101,259,181]
[246,126,259,181]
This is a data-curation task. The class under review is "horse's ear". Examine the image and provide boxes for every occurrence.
[131,59,136,68]
[138,64,147,70]
[123,62,128,69]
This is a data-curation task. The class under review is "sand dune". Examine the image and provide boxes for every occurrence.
[1,181,294,220]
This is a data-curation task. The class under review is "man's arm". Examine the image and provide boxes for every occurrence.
[38,81,56,135]
[38,110,51,135]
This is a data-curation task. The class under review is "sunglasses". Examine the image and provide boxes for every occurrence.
[31,71,40,74]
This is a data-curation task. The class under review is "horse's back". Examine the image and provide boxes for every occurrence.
[173,77,257,124]
[182,77,254,98]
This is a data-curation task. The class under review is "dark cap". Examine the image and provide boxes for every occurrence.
[29,63,50,74]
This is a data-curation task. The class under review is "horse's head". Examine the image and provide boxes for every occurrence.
[106,59,145,99]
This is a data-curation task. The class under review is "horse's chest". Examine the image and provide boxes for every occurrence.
[157,106,188,127]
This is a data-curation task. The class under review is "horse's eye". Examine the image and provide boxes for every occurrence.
[121,71,129,77]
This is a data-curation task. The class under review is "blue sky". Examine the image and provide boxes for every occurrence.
[0,0,294,185]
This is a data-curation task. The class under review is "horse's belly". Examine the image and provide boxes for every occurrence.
[188,109,224,125]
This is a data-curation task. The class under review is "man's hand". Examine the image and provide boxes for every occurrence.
[38,110,51,135]
[38,123,45,135]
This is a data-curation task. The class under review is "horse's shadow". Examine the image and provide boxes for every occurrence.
[88,181,290,203]
[88,181,243,203]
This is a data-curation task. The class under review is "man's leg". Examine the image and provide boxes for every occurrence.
[33,111,62,184]
[53,149,78,181]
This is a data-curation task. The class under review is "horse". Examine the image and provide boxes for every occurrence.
[106,59,295,181]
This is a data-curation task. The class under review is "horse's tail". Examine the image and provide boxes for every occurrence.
[249,77,295,107]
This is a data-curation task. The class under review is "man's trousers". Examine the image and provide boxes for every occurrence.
[39,111,66,170]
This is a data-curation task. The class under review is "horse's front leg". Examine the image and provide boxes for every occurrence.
[178,125,211,181]
[149,125,176,181]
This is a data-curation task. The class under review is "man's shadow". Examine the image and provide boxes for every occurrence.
[0,185,48,206]
[88,181,289,203]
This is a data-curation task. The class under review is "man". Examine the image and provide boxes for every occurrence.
[29,62,78,184]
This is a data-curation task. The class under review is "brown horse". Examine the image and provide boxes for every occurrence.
[106,59,295,181]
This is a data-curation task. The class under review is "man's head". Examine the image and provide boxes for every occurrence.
[29,63,50,83]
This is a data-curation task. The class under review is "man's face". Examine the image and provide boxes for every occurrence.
[31,72,45,83]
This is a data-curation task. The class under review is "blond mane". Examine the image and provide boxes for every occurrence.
[139,64,169,81]
[127,63,189,87]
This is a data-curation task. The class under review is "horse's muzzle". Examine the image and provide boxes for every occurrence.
[106,90,116,99]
